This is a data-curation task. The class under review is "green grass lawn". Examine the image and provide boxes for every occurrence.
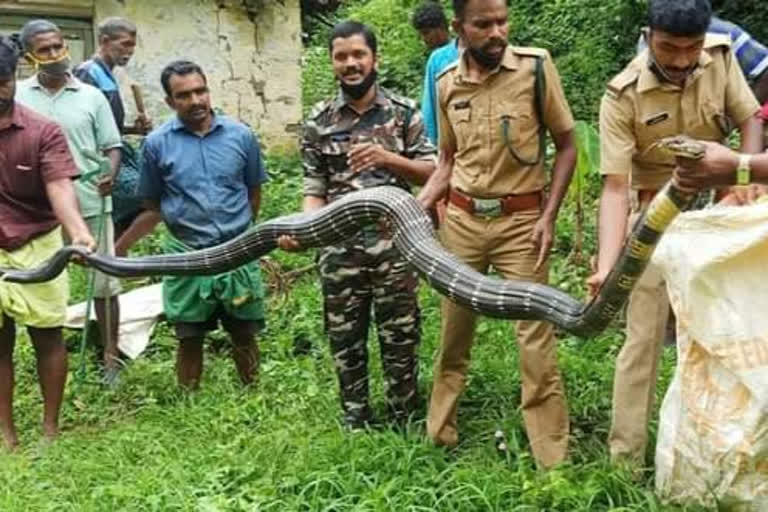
[0,156,707,511]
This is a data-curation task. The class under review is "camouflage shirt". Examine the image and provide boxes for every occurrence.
[302,86,437,202]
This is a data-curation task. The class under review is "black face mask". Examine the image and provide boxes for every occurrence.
[340,69,377,100]
[468,42,506,70]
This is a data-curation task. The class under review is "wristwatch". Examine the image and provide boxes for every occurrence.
[736,154,752,185]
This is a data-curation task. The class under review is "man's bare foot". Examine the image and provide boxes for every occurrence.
[42,423,58,442]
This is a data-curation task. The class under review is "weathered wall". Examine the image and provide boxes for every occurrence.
[96,0,302,152]
[0,0,303,152]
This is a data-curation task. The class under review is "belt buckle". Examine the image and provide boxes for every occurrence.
[473,197,502,218]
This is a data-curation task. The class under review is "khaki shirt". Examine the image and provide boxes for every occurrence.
[436,46,574,198]
[600,34,760,190]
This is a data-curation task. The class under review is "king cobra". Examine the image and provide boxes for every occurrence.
[0,137,705,338]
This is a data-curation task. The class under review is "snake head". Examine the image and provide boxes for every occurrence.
[654,135,706,160]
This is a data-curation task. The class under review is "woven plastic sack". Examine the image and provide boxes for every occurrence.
[652,202,768,510]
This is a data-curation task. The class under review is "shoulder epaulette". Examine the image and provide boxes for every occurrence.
[307,98,332,121]
[384,89,418,111]
[512,46,549,59]
[606,64,640,99]
[704,33,731,49]
[436,60,459,82]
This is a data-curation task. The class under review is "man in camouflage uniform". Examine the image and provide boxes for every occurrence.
[279,21,436,429]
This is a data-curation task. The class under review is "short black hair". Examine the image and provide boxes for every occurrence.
[452,0,469,20]
[0,37,19,77]
[648,0,711,37]
[97,17,137,40]
[160,60,207,96]
[412,2,448,31]
[328,20,377,55]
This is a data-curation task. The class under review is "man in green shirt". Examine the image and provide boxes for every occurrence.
[16,20,123,383]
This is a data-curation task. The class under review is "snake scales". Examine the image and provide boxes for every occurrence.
[0,137,704,338]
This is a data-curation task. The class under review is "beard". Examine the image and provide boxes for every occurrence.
[339,69,377,100]
[468,40,507,69]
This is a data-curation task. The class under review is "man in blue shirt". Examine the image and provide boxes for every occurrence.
[411,2,451,51]
[115,60,268,389]
[74,17,151,135]
[74,17,153,243]
[421,39,461,145]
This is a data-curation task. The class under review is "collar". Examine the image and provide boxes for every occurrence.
[637,47,713,93]
[93,55,117,81]
[331,84,388,114]
[456,46,517,83]
[28,73,80,91]
[170,111,224,134]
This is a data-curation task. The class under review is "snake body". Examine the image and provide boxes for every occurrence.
[0,138,703,338]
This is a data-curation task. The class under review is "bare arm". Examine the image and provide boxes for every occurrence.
[531,129,577,271]
[106,147,121,179]
[676,141,768,188]
[417,145,454,209]
[543,130,577,221]
[45,178,96,249]
[738,115,764,154]
[249,186,262,217]
[114,200,163,256]
[97,147,122,196]
[587,174,630,296]
[303,195,327,212]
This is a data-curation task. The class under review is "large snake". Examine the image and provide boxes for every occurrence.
[0,137,705,338]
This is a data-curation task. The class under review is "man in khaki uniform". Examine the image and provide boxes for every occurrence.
[588,0,763,466]
[418,0,577,468]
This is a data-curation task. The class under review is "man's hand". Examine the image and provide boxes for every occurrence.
[586,270,608,299]
[718,185,768,206]
[277,235,302,252]
[348,143,393,173]
[70,230,97,252]
[674,141,740,192]
[97,174,114,196]
[135,113,153,135]
[114,239,128,257]
[531,214,555,272]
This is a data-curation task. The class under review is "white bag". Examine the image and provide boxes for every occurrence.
[652,202,768,510]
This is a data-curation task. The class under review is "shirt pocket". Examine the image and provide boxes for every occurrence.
[689,100,730,140]
[446,101,473,148]
[634,111,677,163]
[319,136,352,174]
[495,99,537,149]
[215,168,245,190]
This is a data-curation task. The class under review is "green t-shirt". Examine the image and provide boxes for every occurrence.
[16,75,121,218]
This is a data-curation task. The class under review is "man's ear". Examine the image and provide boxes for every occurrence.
[451,18,461,37]
[164,96,174,110]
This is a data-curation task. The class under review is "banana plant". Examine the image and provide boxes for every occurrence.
[568,120,600,264]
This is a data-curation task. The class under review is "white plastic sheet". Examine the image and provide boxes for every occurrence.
[64,283,164,359]
[653,202,768,510]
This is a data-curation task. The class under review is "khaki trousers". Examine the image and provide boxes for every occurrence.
[608,204,669,462]
[427,204,569,468]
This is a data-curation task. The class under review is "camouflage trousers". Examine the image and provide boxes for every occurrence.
[319,229,421,425]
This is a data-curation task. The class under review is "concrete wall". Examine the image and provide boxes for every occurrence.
[0,0,303,152]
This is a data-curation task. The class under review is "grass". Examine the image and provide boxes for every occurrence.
[0,155,707,511]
